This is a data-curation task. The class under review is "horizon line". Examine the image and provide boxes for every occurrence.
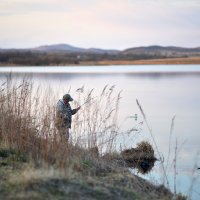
[0,43,200,51]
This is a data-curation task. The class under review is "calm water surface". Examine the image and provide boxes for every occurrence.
[0,65,200,199]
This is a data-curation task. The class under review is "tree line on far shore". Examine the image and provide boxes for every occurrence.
[0,51,171,65]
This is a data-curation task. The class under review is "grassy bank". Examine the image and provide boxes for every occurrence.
[0,78,186,200]
[0,147,181,200]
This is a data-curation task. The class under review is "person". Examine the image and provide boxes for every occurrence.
[56,94,81,142]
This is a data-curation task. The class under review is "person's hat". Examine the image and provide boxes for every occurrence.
[63,94,73,101]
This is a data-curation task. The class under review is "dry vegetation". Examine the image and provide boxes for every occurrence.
[0,76,186,199]
[1,49,200,66]
[80,56,200,65]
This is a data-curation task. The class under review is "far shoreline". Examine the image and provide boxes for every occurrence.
[1,56,200,66]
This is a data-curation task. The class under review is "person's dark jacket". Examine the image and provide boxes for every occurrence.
[56,99,78,128]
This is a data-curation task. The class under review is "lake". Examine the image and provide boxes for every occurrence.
[0,65,200,199]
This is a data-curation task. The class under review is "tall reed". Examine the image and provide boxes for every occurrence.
[136,99,169,187]
[0,77,137,172]
[72,85,122,154]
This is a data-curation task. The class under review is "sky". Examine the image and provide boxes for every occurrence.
[0,0,200,50]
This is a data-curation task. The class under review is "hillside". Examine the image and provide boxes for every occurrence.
[0,44,120,55]
[33,44,86,52]
[122,46,200,57]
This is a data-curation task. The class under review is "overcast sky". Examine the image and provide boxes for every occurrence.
[0,0,200,49]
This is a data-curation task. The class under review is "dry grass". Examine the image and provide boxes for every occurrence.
[121,141,157,174]
[71,84,122,154]
[0,77,137,174]
[79,56,200,65]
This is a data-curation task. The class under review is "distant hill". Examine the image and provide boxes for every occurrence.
[122,45,200,56]
[33,44,85,52]
[1,44,200,56]
[32,44,120,54]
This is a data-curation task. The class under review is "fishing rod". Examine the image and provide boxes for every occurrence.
[127,113,138,121]
[75,96,99,107]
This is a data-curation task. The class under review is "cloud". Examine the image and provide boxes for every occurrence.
[0,0,200,48]
[0,0,96,16]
